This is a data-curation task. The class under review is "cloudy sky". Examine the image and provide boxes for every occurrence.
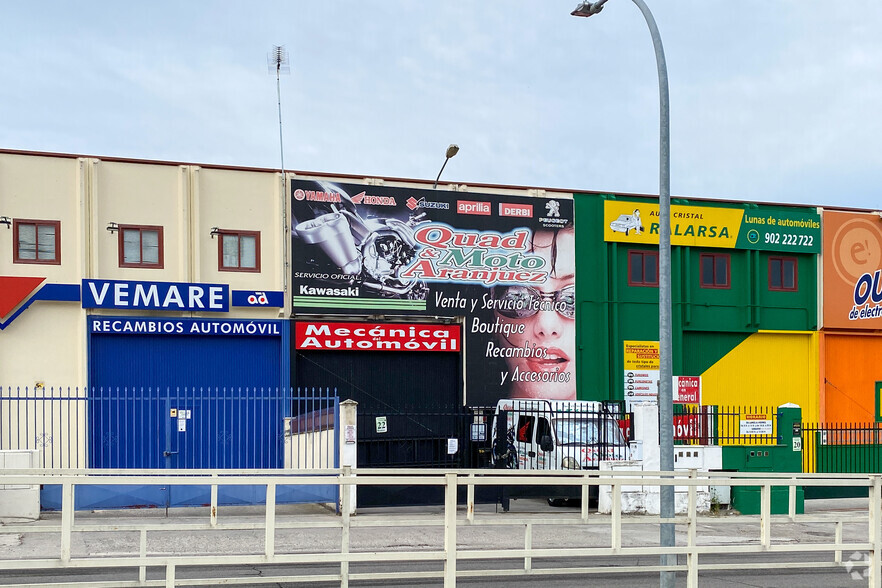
[2,1,880,209]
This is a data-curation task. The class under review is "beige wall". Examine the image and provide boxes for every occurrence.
[0,153,86,388]
[0,152,289,386]
[1,150,574,389]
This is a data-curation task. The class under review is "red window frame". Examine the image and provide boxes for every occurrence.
[628,250,659,287]
[769,256,798,292]
[217,230,261,273]
[13,219,61,265]
[118,224,164,269]
[699,253,730,289]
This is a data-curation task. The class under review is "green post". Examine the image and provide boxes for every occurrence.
[729,404,804,514]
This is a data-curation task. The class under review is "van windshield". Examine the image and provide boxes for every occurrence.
[554,418,625,446]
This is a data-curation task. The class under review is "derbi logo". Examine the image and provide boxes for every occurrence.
[457,200,491,216]
[499,203,533,218]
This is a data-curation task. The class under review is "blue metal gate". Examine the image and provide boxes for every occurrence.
[11,387,340,510]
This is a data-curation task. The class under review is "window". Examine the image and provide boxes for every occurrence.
[119,225,163,268]
[218,230,260,272]
[699,253,730,288]
[13,219,60,264]
[516,415,535,443]
[769,257,798,291]
[628,250,658,286]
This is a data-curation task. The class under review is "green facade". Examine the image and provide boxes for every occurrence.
[575,193,819,402]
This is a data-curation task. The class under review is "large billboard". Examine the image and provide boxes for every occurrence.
[290,180,575,405]
[823,210,882,329]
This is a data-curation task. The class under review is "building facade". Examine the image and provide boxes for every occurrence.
[2,148,880,483]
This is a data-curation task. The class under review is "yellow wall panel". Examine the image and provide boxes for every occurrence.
[700,331,819,422]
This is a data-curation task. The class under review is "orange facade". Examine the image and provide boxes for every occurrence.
[822,210,882,422]
[823,210,882,329]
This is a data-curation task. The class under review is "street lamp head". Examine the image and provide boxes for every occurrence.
[571,0,608,17]
[434,144,460,189]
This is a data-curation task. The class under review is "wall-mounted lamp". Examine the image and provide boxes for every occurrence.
[210,227,221,239]
[433,144,460,189]
[106,222,119,233]
[0,216,11,229]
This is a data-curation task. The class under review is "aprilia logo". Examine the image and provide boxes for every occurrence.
[457,200,491,215]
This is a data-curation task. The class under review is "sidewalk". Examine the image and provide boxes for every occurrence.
[0,497,871,561]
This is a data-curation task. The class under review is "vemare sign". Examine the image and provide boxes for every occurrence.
[82,279,229,312]
[295,321,461,352]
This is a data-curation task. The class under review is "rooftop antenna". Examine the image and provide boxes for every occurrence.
[267,45,290,176]
[268,45,291,311]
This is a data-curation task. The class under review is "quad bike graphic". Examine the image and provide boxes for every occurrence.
[293,181,428,299]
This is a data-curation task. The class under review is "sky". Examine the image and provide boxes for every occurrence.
[1,1,880,210]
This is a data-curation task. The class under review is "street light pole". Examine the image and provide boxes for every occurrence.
[433,144,460,189]
[571,1,674,585]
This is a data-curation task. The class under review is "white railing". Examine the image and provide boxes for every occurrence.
[0,469,880,587]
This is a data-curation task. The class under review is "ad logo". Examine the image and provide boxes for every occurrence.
[457,200,491,215]
[231,290,284,308]
[248,292,269,305]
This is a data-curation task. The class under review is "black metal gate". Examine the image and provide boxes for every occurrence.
[356,406,494,506]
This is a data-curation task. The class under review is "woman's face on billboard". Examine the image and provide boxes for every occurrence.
[493,227,576,400]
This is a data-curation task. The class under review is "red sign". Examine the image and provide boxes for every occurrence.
[673,414,703,441]
[499,203,533,218]
[673,376,701,404]
[295,321,461,352]
[457,200,491,215]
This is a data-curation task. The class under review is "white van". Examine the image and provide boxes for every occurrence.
[490,399,629,471]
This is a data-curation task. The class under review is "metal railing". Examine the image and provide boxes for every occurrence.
[1,468,880,587]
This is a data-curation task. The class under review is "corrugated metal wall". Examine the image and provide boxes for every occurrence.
[88,324,289,470]
[822,333,882,422]
[689,331,819,421]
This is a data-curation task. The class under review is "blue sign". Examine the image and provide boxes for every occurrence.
[89,317,282,336]
[82,280,229,312]
[231,290,285,308]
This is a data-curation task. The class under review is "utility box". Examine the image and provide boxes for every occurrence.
[0,450,41,522]
[722,405,804,515]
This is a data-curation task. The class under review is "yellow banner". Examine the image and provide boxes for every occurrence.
[623,340,660,371]
[604,201,744,248]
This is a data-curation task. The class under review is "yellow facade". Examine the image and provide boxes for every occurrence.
[700,330,819,422]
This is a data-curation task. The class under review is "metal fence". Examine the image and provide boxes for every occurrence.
[804,422,882,475]
[673,405,781,446]
[1,468,880,587]
[0,386,338,470]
